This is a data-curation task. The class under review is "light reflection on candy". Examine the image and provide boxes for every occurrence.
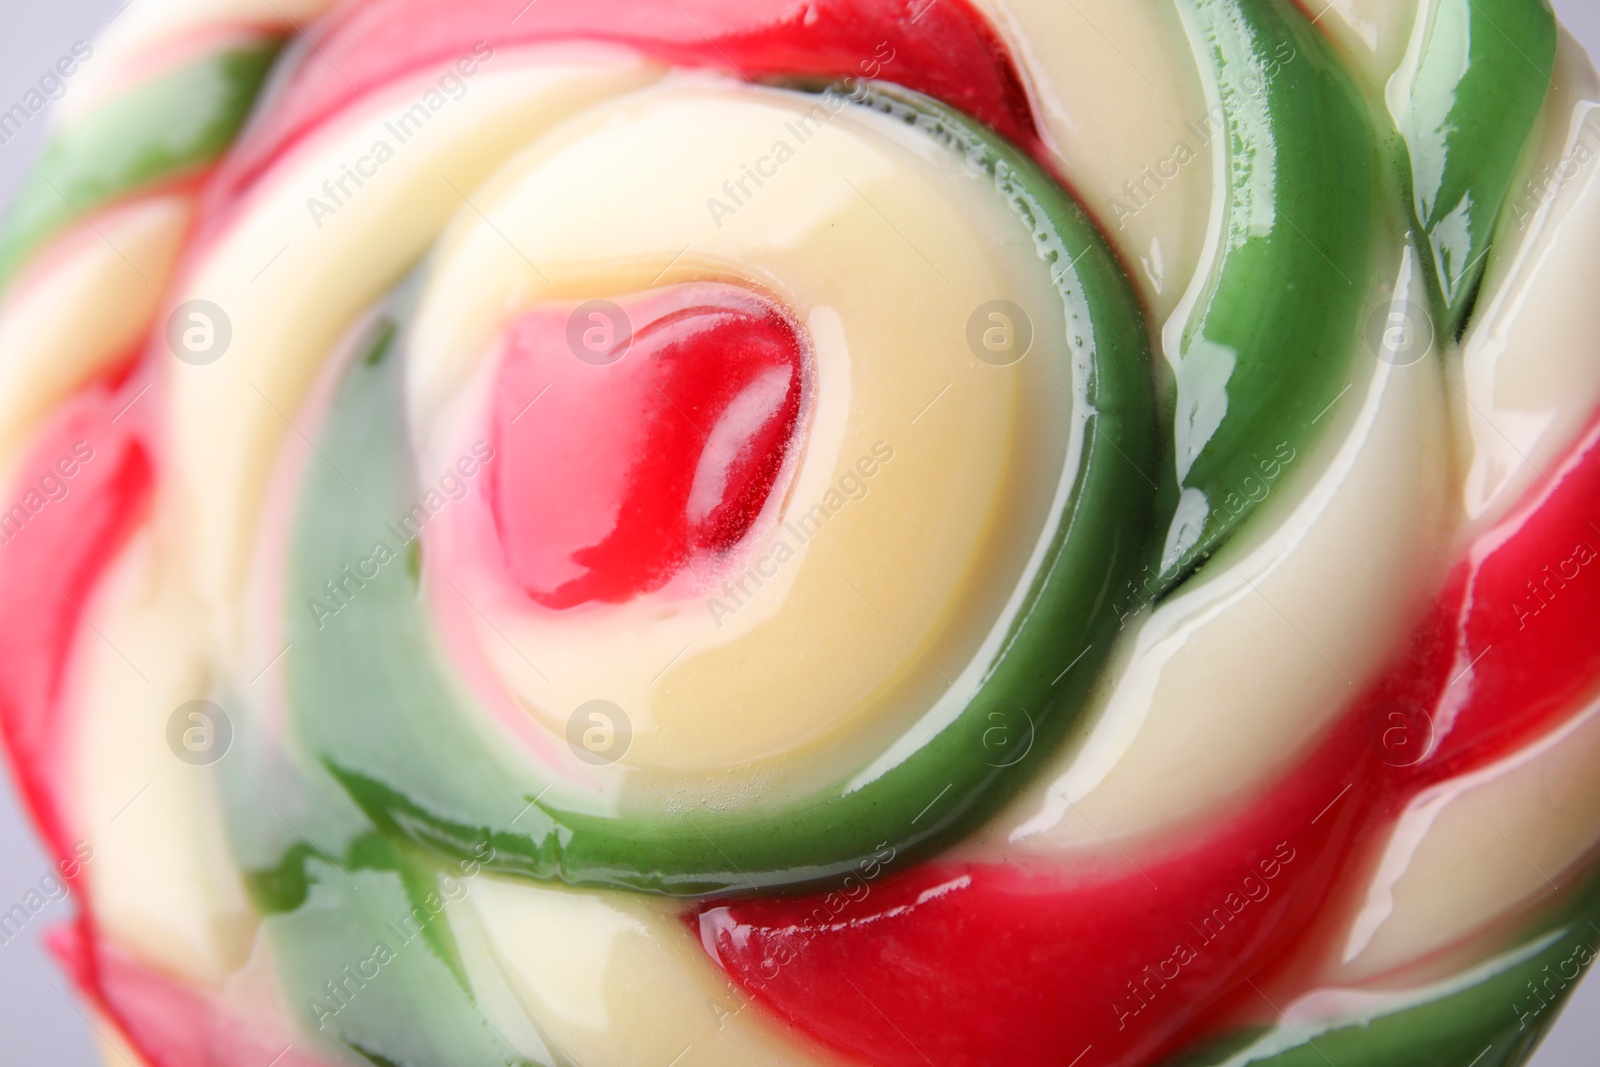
[0,2,1597,1067]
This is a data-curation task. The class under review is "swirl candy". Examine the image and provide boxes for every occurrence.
[3,0,1600,1065]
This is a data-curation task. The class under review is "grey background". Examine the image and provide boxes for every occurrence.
[0,0,1598,1063]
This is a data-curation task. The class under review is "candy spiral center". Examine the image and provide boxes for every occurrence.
[489,283,808,609]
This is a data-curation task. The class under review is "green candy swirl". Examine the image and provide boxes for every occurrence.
[277,89,1157,897]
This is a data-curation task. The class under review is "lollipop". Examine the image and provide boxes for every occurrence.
[0,1,1596,1066]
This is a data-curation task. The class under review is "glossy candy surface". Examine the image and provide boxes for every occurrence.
[700,394,1600,1066]
[1390,0,1558,335]
[489,284,809,609]
[281,87,1156,896]
[1153,0,1379,589]
[0,1,1597,1066]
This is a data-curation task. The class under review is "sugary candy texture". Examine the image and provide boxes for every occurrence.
[0,2,1596,1066]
